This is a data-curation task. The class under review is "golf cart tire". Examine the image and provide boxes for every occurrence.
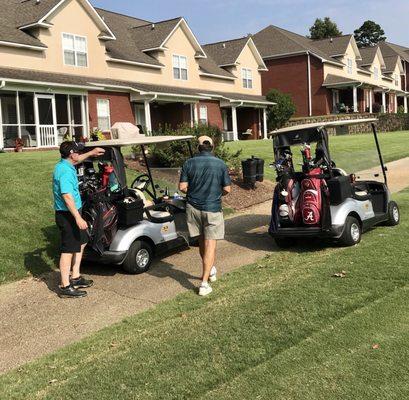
[123,240,153,274]
[274,237,295,248]
[338,216,361,247]
[385,201,400,226]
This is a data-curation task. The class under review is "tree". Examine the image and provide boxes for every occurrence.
[354,20,386,47]
[266,89,296,131]
[309,17,342,40]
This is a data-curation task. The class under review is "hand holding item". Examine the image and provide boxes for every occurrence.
[76,216,88,230]
[92,147,106,157]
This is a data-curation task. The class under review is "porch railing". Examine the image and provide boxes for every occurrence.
[39,126,56,147]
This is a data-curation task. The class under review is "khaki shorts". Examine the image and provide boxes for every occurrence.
[186,204,225,240]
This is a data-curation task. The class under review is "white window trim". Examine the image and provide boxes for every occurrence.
[62,32,89,68]
[347,58,353,75]
[96,98,111,132]
[242,68,253,89]
[172,54,188,81]
[199,105,208,125]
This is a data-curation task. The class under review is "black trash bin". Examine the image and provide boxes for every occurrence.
[242,157,258,187]
[255,158,264,182]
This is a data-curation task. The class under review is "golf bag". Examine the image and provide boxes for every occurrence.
[299,168,323,226]
[83,188,118,255]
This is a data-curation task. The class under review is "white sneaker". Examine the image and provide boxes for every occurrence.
[199,282,213,296]
[209,266,217,282]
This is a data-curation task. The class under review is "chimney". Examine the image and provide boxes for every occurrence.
[222,43,226,49]
[151,23,155,30]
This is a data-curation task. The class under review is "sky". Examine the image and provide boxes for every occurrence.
[92,0,409,47]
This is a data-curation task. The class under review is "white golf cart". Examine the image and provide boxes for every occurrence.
[269,118,400,247]
[78,134,194,274]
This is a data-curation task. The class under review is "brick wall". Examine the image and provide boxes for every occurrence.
[88,91,135,131]
[310,56,331,115]
[261,55,309,117]
[237,108,260,140]
[197,100,223,129]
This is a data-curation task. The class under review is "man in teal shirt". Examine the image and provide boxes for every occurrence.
[53,141,104,298]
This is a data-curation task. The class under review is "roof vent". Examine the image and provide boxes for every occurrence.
[35,0,41,4]
[222,43,226,48]
[151,23,155,30]
[330,37,333,43]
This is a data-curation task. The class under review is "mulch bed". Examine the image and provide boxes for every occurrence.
[125,159,274,211]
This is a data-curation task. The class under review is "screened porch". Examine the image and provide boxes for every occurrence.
[0,91,88,149]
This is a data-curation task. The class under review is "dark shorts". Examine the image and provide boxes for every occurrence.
[55,210,88,254]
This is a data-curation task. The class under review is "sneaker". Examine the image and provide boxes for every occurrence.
[59,284,87,299]
[70,276,94,289]
[199,282,213,296]
[209,266,217,283]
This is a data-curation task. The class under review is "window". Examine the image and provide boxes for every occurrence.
[134,104,146,130]
[63,33,88,67]
[173,55,188,80]
[395,74,399,87]
[199,105,208,125]
[96,99,111,131]
[242,68,253,88]
[347,58,353,74]
[374,66,379,80]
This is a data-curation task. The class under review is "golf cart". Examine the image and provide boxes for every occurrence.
[269,118,400,247]
[77,133,194,274]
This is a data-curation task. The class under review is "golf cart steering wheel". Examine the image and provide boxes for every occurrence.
[131,174,151,192]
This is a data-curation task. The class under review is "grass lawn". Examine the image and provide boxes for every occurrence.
[1,188,409,399]
[0,130,408,285]
[226,130,409,180]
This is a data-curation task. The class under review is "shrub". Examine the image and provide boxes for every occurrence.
[397,105,406,115]
[372,102,382,114]
[266,89,296,130]
[132,124,242,172]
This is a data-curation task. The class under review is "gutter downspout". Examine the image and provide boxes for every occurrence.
[0,81,5,149]
[307,52,312,116]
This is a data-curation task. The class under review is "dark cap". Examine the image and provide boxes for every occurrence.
[59,141,85,158]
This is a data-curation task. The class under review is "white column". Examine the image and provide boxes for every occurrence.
[382,91,386,113]
[369,89,373,113]
[34,94,40,147]
[51,95,58,146]
[263,108,268,139]
[144,100,152,134]
[404,96,408,114]
[85,96,90,139]
[232,106,238,141]
[67,95,72,138]
[0,97,3,148]
[80,95,87,139]
[353,86,358,113]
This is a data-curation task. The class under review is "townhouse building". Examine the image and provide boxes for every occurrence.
[0,0,271,150]
[252,26,408,117]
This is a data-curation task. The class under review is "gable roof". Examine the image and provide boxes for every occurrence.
[203,37,250,66]
[383,55,403,74]
[312,35,360,59]
[378,41,409,64]
[252,25,343,66]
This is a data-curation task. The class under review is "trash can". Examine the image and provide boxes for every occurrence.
[255,158,264,182]
[242,157,258,187]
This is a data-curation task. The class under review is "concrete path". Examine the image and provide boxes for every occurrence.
[1,157,409,374]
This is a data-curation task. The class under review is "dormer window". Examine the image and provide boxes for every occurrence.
[173,55,188,80]
[347,58,353,74]
[374,66,379,80]
[62,33,88,67]
[395,74,399,87]
[242,68,253,89]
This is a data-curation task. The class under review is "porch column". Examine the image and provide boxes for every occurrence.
[382,92,386,113]
[263,108,268,139]
[369,89,373,114]
[404,96,408,114]
[80,95,87,139]
[353,86,358,113]
[144,100,152,134]
[190,103,198,126]
[232,106,238,141]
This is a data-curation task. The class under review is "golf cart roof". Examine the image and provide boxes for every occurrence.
[272,118,378,148]
[84,135,194,148]
[272,118,378,135]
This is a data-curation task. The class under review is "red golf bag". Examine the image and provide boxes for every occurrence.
[299,168,323,226]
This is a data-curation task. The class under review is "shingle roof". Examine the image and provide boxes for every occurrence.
[378,41,409,63]
[311,35,354,58]
[252,25,343,66]
[383,55,400,73]
[197,58,235,78]
[322,74,361,86]
[0,66,270,103]
[203,37,249,66]
[357,46,378,67]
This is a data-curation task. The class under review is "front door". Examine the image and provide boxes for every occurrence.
[35,94,57,147]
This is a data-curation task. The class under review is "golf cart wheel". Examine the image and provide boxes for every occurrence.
[385,201,400,226]
[339,216,361,247]
[123,240,153,274]
[274,237,295,248]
